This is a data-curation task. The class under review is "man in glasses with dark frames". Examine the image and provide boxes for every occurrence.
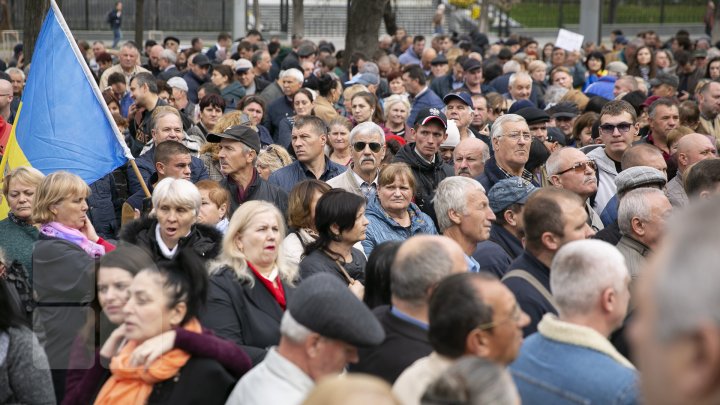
[587,100,639,216]
[546,148,604,232]
[393,272,529,405]
[393,108,454,223]
[511,240,638,405]
[327,122,385,200]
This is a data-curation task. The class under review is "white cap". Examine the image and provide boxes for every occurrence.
[441,119,460,148]
[167,77,188,92]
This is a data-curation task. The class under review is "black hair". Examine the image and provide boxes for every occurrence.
[402,64,426,86]
[198,82,221,97]
[131,72,158,94]
[428,273,496,358]
[144,249,208,325]
[363,241,402,309]
[317,73,339,98]
[304,189,366,259]
[200,93,226,112]
[585,51,606,71]
[584,95,610,114]
[686,159,720,198]
[524,137,551,172]
[621,90,647,117]
[155,140,191,165]
[100,245,156,276]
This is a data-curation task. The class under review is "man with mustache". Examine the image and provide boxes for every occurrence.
[453,137,490,178]
[546,147,605,232]
[433,177,496,274]
[327,122,385,200]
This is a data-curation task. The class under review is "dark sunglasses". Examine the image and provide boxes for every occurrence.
[599,122,633,135]
[556,160,597,175]
[353,141,383,152]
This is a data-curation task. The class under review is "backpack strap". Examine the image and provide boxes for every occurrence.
[502,269,558,310]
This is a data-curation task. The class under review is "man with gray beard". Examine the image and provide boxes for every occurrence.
[327,122,386,200]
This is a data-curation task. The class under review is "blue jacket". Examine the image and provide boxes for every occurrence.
[398,48,421,66]
[264,96,294,143]
[429,74,463,99]
[584,75,616,100]
[362,195,437,256]
[601,194,619,226]
[87,173,121,240]
[503,250,557,337]
[268,157,346,193]
[511,319,640,405]
[407,88,445,126]
[472,224,523,278]
[127,145,209,196]
[182,70,208,104]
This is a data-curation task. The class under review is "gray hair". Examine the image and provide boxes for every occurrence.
[618,188,665,235]
[433,176,485,232]
[652,195,720,340]
[490,114,527,140]
[383,94,411,123]
[151,177,202,217]
[159,48,177,64]
[349,121,385,145]
[391,238,453,306]
[544,85,569,105]
[551,239,628,317]
[545,147,574,176]
[422,356,519,405]
[508,71,531,88]
[5,67,24,80]
[280,68,304,84]
[502,60,521,75]
[280,311,313,343]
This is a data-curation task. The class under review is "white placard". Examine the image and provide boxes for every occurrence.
[555,29,585,52]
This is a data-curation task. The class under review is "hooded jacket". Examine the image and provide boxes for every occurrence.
[119,217,223,265]
[392,143,453,222]
[362,195,437,256]
[586,146,618,215]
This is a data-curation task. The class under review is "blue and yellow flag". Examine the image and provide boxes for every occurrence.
[0,0,132,218]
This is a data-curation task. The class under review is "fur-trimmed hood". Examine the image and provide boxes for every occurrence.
[119,216,223,263]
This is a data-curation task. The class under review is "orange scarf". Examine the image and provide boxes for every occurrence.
[94,318,202,405]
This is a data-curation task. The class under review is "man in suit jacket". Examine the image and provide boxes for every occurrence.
[157,48,182,81]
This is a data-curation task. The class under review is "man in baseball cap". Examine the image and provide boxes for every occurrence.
[473,177,537,277]
[207,125,288,216]
[227,274,384,405]
[393,107,454,223]
[444,92,476,140]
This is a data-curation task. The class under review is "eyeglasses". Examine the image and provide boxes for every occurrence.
[476,304,523,330]
[353,141,383,152]
[599,122,634,135]
[504,131,532,142]
[556,159,597,175]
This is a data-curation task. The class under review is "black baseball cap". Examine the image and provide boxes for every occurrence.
[207,125,261,153]
[414,108,447,129]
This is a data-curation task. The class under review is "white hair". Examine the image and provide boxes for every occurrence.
[151,178,202,216]
[5,67,24,80]
[349,121,385,144]
[280,311,313,343]
[551,239,628,317]
[383,94,411,123]
[159,48,176,64]
[618,188,666,236]
[433,176,485,232]
[280,68,304,84]
[490,114,527,139]
[545,147,575,176]
[508,71,531,88]
[502,60,521,75]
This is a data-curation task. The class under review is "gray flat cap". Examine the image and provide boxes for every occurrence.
[615,166,667,195]
[289,274,385,347]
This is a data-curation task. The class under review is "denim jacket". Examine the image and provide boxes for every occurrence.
[362,195,437,256]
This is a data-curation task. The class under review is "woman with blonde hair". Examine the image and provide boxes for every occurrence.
[342,84,369,118]
[302,374,400,405]
[0,166,44,273]
[327,116,354,166]
[384,94,412,139]
[256,144,293,180]
[31,171,115,400]
[202,200,297,365]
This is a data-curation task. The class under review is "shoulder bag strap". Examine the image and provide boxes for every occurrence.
[502,269,558,310]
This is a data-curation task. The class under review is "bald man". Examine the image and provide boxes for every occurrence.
[666,133,718,207]
[453,137,490,178]
[421,48,438,77]
[0,79,14,121]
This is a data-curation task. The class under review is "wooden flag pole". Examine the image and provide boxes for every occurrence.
[129,159,152,198]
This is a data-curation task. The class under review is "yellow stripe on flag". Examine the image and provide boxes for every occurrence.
[0,102,31,219]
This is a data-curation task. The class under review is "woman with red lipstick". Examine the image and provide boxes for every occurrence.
[202,200,298,365]
[299,189,368,299]
[31,171,116,402]
[120,178,223,266]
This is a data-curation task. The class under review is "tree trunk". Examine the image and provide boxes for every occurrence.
[253,0,260,29]
[23,0,50,64]
[478,0,490,33]
[0,0,13,30]
[345,0,388,68]
[292,0,304,37]
[383,0,397,35]
[712,0,720,45]
[135,0,145,47]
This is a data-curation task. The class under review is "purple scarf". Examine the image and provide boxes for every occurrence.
[40,222,106,258]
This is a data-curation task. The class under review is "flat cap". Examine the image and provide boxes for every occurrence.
[462,58,482,72]
[488,176,537,214]
[649,72,679,89]
[345,72,380,86]
[516,107,550,125]
[192,53,212,67]
[234,58,253,72]
[508,99,534,114]
[207,125,261,153]
[288,274,385,347]
[546,127,567,146]
[431,54,448,65]
[606,61,628,75]
[615,166,667,195]
[167,77,188,92]
[297,43,317,57]
[163,36,180,45]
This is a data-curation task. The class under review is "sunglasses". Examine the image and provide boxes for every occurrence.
[599,122,633,135]
[353,141,383,152]
[556,160,597,175]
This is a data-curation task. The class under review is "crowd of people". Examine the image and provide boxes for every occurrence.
[2,22,720,405]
